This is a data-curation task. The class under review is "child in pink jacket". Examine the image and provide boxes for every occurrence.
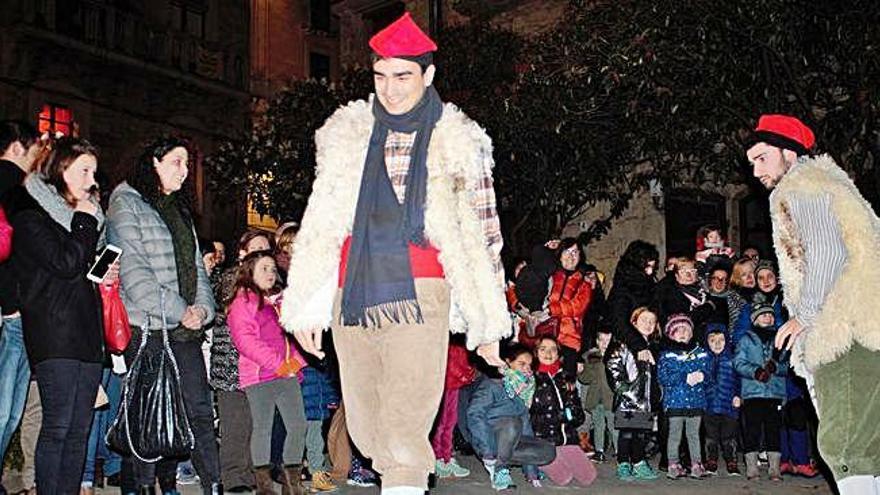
[228,250,308,493]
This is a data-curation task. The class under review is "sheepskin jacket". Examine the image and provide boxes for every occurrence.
[280,96,511,349]
[770,154,880,371]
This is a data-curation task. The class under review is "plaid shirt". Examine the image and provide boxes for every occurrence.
[385,130,504,285]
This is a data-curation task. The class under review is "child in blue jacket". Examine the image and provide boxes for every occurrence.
[658,314,711,479]
[703,324,741,476]
[734,299,789,482]
[301,363,340,491]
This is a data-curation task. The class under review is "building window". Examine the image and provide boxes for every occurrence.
[172,2,205,38]
[310,0,331,32]
[309,52,330,80]
[38,104,74,135]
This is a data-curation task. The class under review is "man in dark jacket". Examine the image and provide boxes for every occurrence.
[0,120,40,490]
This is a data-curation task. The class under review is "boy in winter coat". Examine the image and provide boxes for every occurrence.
[734,299,789,481]
[658,314,711,479]
[577,328,616,462]
[703,324,741,476]
[300,361,341,492]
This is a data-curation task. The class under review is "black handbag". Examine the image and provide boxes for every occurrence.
[614,410,655,430]
[107,288,194,461]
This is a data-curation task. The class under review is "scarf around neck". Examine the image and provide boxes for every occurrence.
[538,360,562,376]
[502,367,536,407]
[24,173,106,247]
[340,86,444,327]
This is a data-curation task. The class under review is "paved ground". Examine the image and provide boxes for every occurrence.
[96,455,835,494]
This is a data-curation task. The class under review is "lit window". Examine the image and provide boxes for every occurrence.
[38,104,74,135]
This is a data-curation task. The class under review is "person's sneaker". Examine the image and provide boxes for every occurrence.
[795,463,819,478]
[527,479,543,488]
[347,468,378,487]
[689,462,707,479]
[491,467,515,491]
[632,460,658,480]
[705,459,718,475]
[780,461,794,474]
[434,460,452,478]
[666,463,687,479]
[592,451,607,463]
[310,471,337,492]
[176,462,200,485]
[445,458,470,478]
[482,458,497,479]
[616,462,635,481]
[726,461,741,477]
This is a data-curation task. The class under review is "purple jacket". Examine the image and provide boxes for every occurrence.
[229,290,301,389]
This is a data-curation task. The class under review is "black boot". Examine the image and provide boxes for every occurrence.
[138,486,156,495]
[208,482,224,495]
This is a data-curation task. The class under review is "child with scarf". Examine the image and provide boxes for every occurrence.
[466,344,555,490]
[658,314,711,479]
[530,337,597,487]
[703,324,741,476]
[734,298,789,481]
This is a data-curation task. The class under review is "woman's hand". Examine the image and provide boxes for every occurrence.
[101,260,120,286]
[181,305,206,330]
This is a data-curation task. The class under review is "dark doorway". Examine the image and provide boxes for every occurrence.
[664,189,727,257]
[739,190,773,260]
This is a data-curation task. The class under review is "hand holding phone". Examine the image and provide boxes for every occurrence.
[87,245,122,283]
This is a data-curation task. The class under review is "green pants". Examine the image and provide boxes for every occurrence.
[813,344,880,481]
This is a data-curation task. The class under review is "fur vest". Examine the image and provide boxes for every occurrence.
[770,154,880,370]
[280,97,511,349]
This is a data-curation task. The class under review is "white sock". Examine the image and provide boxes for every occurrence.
[380,486,425,495]
[838,475,880,495]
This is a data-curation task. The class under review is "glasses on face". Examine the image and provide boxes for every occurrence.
[680,268,698,275]
[711,276,728,282]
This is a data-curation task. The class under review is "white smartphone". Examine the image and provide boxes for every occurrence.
[87,244,122,283]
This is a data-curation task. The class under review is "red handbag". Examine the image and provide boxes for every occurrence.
[100,279,132,353]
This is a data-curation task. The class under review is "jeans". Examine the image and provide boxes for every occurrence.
[0,317,30,461]
[83,369,124,483]
[489,416,555,480]
[245,377,307,467]
[124,339,221,491]
[306,420,327,471]
[34,358,102,495]
[667,415,702,465]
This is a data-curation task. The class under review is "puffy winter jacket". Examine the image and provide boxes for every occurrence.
[228,290,305,389]
[531,368,586,446]
[705,346,740,418]
[658,339,711,414]
[445,340,477,390]
[578,348,614,410]
[301,366,340,421]
[547,269,593,352]
[605,329,658,414]
[734,325,788,401]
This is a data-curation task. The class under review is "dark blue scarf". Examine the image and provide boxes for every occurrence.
[340,86,443,327]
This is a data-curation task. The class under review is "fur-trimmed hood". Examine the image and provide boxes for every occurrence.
[280,96,511,349]
[770,153,880,371]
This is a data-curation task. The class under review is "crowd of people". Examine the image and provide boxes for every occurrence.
[2,10,878,495]
[0,116,825,495]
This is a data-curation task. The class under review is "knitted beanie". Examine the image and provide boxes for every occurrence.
[665,313,694,338]
[755,259,777,277]
[751,300,775,325]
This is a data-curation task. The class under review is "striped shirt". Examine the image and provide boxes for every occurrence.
[385,129,505,285]
[786,191,848,327]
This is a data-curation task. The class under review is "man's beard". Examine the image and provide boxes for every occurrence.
[762,153,795,190]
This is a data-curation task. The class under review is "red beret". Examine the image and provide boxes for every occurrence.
[752,114,815,155]
[369,13,437,59]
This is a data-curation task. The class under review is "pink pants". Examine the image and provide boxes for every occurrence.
[541,445,597,486]
[431,388,459,462]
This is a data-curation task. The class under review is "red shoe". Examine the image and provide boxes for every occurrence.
[795,464,819,478]
[780,461,795,474]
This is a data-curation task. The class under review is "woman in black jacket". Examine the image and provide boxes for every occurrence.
[11,137,113,495]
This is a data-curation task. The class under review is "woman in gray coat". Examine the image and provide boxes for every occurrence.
[107,136,219,495]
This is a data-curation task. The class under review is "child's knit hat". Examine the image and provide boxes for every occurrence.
[750,300,775,325]
[664,313,694,338]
